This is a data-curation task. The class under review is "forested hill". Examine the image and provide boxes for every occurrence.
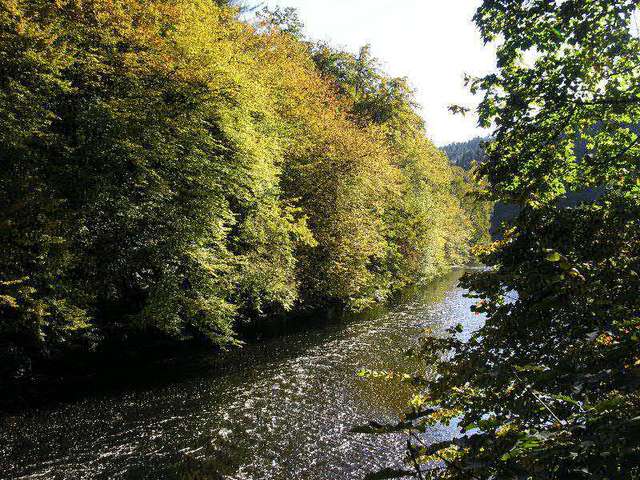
[441,136,602,238]
[0,1,489,386]
[441,136,488,170]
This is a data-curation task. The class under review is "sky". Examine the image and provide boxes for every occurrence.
[259,0,496,146]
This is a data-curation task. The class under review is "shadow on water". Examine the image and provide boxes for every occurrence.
[0,269,482,480]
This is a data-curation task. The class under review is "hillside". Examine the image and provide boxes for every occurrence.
[441,136,487,170]
[0,0,489,387]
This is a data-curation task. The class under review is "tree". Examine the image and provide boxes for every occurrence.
[0,0,485,387]
[309,43,490,300]
[441,137,487,171]
[369,1,640,478]
[257,6,305,38]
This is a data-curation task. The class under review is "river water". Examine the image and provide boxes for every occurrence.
[0,270,482,480]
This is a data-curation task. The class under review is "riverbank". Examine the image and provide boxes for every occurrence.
[1,269,473,414]
[1,270,483,480]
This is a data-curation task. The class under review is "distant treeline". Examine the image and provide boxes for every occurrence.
[0,1,489,383]
[441,136,604,237]
[442,136,487,170]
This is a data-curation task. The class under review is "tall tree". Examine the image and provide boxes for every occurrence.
[0,0,485,387]
[371,1,640,478]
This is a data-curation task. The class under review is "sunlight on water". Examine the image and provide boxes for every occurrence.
[0,270,483,480]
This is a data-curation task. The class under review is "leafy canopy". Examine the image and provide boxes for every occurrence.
[0,0,487,383]
[369,1,640,478]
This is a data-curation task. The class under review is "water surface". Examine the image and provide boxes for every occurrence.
[0,270,482,480]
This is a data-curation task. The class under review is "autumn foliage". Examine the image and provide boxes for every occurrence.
[0,0,486,381]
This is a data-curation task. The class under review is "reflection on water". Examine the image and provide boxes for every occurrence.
[0,270,483,480]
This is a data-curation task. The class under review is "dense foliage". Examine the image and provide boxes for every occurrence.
[442,137,519,238]
[0,0,486,384]
[366,0,640,478]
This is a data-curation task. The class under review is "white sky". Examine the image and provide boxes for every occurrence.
[259,0,497,146]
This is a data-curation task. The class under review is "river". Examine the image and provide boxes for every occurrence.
[0,269,483,480]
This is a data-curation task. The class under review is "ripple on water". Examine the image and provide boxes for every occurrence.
[0,270,482,480]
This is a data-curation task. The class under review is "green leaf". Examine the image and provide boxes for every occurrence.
[545,251,561,262]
